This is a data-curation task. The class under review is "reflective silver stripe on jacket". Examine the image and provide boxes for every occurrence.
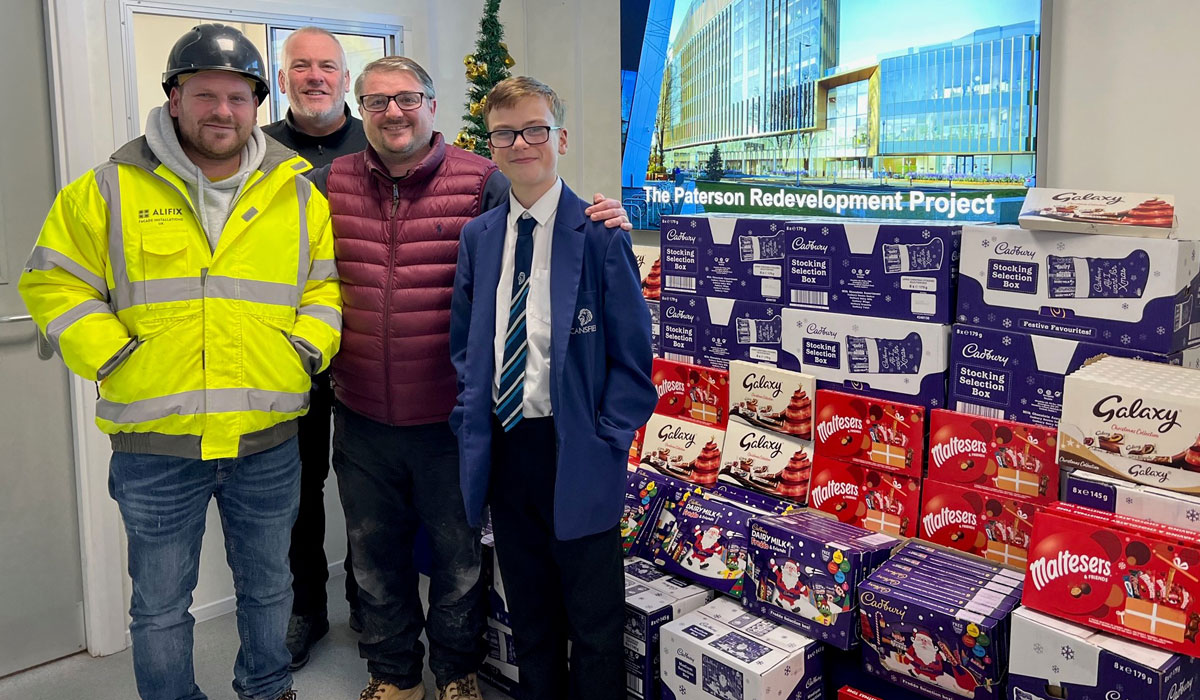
[296,304,341,331]
[25,246,109,298]
[44,299,114,354]
[97,388,309,424]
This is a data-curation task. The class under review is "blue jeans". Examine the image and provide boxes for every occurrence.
[109,437,301,700]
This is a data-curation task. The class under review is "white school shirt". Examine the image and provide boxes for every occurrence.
[492,178,561,418]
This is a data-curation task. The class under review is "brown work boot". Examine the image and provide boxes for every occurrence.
[358,677,425,700]
[437,673,483,700]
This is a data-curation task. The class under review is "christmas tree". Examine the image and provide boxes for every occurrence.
[454,0,514,157]
[701,144,725,181]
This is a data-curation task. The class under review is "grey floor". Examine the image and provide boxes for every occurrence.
[0,574,512,700]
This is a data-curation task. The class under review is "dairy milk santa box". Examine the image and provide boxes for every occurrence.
[649,485,755,597]
[784,217,962,324]
[920,479,1045,571]
[1018,188,1178,237]
[780,307,950,409]
[1057,356,1200,494]
[623,558,714,700]
[637,413,726,487]
[807,454,922,537]
[813,389,926,478]
[857,573,1009,700]
[743,511,898,649]
[659,597,825,700]
[948,325,1200,429]
[956,225,1200,355]
[717,419,814,504]
[660,292,784,370]
[727,360,816,440]
[1062,470,1200,533]
[928,409,1059,503]
[1007,605,1200,700]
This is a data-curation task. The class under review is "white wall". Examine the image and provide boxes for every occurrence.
[1043,0,1200,236]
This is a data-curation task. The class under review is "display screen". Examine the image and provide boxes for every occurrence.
[620,0,1044,228]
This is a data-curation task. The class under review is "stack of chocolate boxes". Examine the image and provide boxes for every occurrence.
[920,409,1059,570]
[634,242,662,355]
[632,358,730,480]
[951,189,1200,427]
[858,541,1023,700]
[623,557,714,700]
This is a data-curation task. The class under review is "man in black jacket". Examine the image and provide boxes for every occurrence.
[263,25,368,672]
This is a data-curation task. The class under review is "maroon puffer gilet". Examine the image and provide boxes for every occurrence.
[327,134,498,425]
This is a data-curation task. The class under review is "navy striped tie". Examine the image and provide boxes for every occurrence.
[496,214,536,432]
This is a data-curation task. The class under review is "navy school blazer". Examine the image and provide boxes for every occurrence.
[449,182,655,540]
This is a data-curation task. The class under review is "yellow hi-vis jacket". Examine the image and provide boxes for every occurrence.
[19,137,341,460]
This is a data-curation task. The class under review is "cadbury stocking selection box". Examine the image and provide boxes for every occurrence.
[660,215,793,305]
[661,293,784,370]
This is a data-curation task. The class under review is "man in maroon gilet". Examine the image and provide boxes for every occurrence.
[310,56,627,700]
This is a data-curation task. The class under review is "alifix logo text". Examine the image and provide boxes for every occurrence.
[810,480,859,509]
[930,437,989,469]
[816,415,863,443]
[921,508,977,536]
[1029,550,1112,591]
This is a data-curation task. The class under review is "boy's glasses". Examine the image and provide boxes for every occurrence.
[359,92,427,112]
[486,126,561,149]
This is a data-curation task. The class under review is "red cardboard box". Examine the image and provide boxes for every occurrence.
[807,455,921,536]
[813,390,925,478]
[920,479,1044,570]
[928,409,1059,503]
[1023,507,1200,657]
[650,358,729,429]
[838,688,884,700]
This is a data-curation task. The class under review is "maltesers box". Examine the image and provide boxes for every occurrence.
[637,413,726,488]
[727,360,817,441]
[624,558,714,700]
[650,358,730,429]
[1062,470,1200,533]
[1022,507,1200,657]
[948,324,1199,428]
[838,688,884,700]
[659,597,825,700]
[1058,356,1200,494]
[956,225,1200,355]
[649,486,754,597]
[784,217,962,324]
[807,455,922,537]
[660,292,784,370]
[1018,188,1178,237]
[858,569,1007,700]
[781,307,950,409]
[928,409,1059,503]
[744,511,898,649]
[660,214,792,305]
[718,419,814,504]
[1008,606,1200,700]
[813,389,926,478]
[920,480,1045,571]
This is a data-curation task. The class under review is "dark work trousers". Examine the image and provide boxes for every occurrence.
[290,371,359,618]
[331,402,487,689]
[489,416,625,700]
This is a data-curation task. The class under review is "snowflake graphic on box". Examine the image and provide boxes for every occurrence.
[1021,398,1028,405]
[1062,646,1074,660]
[1057,242,1066,251]
[1034,643,1044,655]
[690,220,697,228]
[1188,509,1199,522]
[1003,318,1013,328]
[843,259,850,267]
[931,398,940,407]
[1158,327,1167,335]
[1121,334,1131,345]
[973,316,980,324]
[1126,496,1135,505]
[987,313,996,322]
[822,227,830,235]
[981,239,991,248]
[770,223,778,232]
[1122,303,1130,310]
[922,230,931,239]
[1052,665,1060,675]
[1002,336,1012,346]
[1027,376,1037,386]
[885,295,892,302]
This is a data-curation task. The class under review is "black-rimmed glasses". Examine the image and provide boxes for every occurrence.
[486,126,561,148]
[359,92,427,112]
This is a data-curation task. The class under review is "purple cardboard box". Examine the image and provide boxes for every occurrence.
[948,324,1200,427]
[956,225,1200,354]
[744,513,897,650]
[1008,606,1200,700]
[660,293,784,370]
[785,218,962,324]
[780,307,950,409]
[858,576,1007,700]
[661,214,790,305]
[649,486,753,597]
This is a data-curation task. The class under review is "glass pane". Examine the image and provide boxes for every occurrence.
[270,28,389,122]
[131,13,271,135]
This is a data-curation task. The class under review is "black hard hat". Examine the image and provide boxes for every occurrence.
[161,23,270,102]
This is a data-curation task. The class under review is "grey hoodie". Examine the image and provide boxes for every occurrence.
[144,104,266,252]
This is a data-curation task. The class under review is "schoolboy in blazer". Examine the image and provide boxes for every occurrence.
[449,77,655,699]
